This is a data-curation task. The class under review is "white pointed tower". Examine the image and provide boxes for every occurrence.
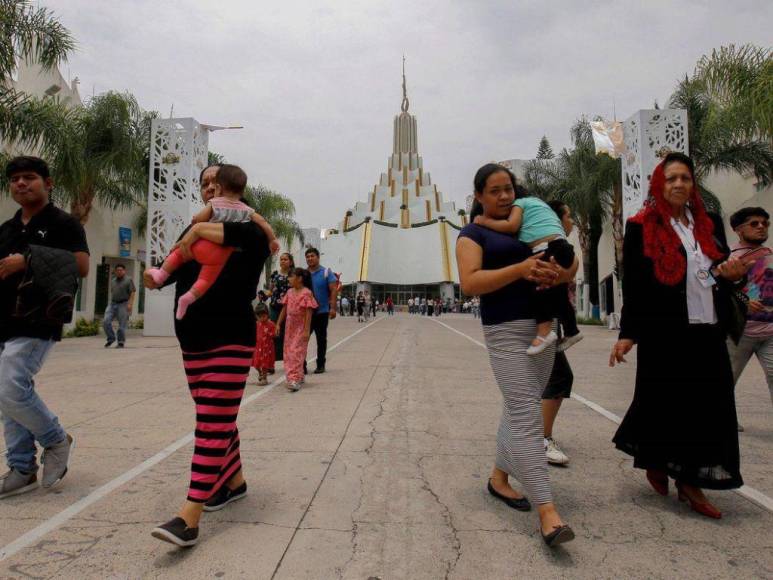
[321,60,461,304]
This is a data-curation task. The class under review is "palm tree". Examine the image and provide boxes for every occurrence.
[524,119,620,316]
[668,72,773,205]
[208,151,226,166]
[694,44,773,142]
[243,184,305,283]
[0,0,75,149]
[44,91,151,224]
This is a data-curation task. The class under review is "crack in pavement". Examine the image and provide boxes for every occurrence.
[417,455,462,580]
[270,321,399,580]
[339,326,411,578]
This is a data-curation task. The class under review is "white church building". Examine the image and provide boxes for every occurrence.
[320,67,464,305]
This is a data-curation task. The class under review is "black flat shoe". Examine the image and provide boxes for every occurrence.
[151,517,199,547]
[541,524,575,547]
[487,479,531,511]
[203,482,247,512]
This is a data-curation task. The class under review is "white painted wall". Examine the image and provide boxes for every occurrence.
[319,226,365,284]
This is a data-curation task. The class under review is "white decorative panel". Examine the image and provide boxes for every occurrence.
[144,118,209,336]
[622,109,688,221]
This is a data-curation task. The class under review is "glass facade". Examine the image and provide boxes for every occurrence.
[339,283,460,306]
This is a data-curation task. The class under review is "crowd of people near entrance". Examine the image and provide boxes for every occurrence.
[332,294,482,317]
[0,155,771,551]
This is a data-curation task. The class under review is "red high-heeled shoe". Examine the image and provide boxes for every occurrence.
[675,482,722,519]
[646,469,668,496]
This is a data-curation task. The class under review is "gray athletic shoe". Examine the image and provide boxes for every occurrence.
[41,433,74,488]
[0,468,39,499]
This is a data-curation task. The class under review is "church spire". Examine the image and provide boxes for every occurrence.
[401,55,410,114]
[393,56,417,154]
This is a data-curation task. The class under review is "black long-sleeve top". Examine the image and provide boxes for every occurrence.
[172,222,269,352]
[619,213,738,342]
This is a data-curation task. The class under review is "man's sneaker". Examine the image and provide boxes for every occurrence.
[557,332,584,352]
[104,340,114,348]
[203,482,247,512]
[0,469,39,499]
[545,437,569,466]
[288,382,301,392]
[117,343,125,348]
[526,331,558,355]
[313,366,325,374]
[41,433,74,488]
[151,517,199,547]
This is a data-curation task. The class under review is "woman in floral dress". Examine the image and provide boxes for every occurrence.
[268,253,294,366]
[275,268,318,391]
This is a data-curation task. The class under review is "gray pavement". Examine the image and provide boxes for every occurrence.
[0,313,771,579]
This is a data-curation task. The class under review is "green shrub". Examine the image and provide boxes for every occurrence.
[577,316,605,326]
[64,318,101,338]
[130,317,144,329]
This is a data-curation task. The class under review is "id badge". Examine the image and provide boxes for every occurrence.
[696,269,716,288]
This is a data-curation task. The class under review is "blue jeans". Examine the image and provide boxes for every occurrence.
[103,302,129,344]
[0,337,63,473]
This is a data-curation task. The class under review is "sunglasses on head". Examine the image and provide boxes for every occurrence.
[744,219,769,228]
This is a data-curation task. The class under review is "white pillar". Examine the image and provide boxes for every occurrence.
[622,109,689,221]
[144,118,209,337]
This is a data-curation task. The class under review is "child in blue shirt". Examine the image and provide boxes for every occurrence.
[475,193,582,354]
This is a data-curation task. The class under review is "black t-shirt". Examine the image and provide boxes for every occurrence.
[171,222,270,352]
[457,223,536,325]
[0,203,89,341]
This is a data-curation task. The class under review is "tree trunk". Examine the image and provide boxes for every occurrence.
[611,180,624,279]
[588,214,603,311]
[577,225,592,316]
[69,189,94,225]
[578,219,602,318]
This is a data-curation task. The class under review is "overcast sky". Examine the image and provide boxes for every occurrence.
[49,0,771,229]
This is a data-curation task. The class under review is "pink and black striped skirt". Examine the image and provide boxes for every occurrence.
[182,344,254,503]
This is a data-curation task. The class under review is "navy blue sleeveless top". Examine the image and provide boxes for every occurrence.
[458,223,536,325]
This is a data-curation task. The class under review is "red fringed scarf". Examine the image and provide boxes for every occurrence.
[628,161,723,286]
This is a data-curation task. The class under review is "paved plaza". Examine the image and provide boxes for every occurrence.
[0,314,771,579]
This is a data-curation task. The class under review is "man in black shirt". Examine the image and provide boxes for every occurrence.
[0,157,89,499]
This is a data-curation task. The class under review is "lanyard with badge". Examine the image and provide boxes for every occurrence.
[675,220,716,288]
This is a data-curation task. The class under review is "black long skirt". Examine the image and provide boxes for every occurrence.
[613,323,743,490]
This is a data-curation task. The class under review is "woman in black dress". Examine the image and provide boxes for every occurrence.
[610,153,750,519]
[268,253,294,365]
[145,164,270,546]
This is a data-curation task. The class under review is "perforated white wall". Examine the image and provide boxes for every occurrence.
[622,109,688,221]
[144,118,209,337]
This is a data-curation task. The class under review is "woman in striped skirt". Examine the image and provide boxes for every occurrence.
[457,164,578,547]
[144,164,271,547]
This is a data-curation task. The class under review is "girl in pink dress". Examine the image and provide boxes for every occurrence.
[252,303,276,385]
[275,268,318,391]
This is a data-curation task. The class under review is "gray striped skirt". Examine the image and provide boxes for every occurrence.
[483,319,556,505]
